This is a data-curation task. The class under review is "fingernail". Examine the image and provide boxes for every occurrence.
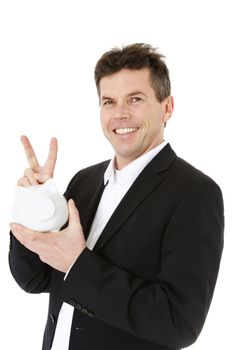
[68,199,74,205]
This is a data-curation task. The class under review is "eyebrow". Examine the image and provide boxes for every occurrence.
[101,91,146,101]
[101,95,113,101]
[128,91,146,97]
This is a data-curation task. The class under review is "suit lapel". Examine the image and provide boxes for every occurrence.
[93,144,177,252]
[80,161,109,239]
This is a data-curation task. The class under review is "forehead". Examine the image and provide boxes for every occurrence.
[99,68,153,98]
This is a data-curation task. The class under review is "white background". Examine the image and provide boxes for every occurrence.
[0,0,232,349]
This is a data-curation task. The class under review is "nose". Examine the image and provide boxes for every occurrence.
[113,102,130,119]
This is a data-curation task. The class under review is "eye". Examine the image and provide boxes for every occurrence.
[130,96,143,103]
[102,100,113,107]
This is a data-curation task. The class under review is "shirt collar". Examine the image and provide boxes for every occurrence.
[104,140,168,186]
[104,158,116,185]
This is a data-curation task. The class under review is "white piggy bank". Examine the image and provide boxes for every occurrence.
[12,178,69,232]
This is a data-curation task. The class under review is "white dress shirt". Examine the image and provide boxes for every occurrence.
[51,140,168,349]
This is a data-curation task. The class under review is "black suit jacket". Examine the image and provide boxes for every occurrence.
[9,144,224,350]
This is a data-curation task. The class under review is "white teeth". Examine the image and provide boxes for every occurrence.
[115,128,138,135]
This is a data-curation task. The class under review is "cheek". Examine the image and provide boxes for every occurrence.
[100,114,111,137]
[144,115,162,136]
[100,113,107,129]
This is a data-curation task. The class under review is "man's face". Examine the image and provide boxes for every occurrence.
[99,68,173,170]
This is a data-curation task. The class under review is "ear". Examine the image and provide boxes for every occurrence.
[163,96,174,124]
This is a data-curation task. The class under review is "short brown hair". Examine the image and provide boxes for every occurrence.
[94,43,171,102]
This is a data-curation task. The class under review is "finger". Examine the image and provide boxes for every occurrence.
[21,233,52,256]
[24,168,39,185]
[10,225,40,255]
[17,176,32,187]
[43,137,58,177]
[10,223,49,248]
[20,135,40,170]
[10,223,36,244]
[68,199,81,227]
[34,172,52,184]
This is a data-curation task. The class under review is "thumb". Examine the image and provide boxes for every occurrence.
[34,173,52,184]
[68,199,81,227]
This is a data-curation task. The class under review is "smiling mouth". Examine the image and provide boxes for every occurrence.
[114,127,138,135]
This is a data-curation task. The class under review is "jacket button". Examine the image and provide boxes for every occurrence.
[50,314,56,323]
[75,327,84,331]
[75,303,82,311]
[87,312,95,318]
[81,308,88,315]
[69,299,77,307]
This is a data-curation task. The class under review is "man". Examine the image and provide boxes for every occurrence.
[9,43,224,350]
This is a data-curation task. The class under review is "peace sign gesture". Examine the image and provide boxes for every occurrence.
[18,135,58,187]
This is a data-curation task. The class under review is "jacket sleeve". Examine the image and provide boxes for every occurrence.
[58,178,224,349]
[9,232,52,292]
[8,173,82,293]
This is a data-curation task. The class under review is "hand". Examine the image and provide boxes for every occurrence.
[18,135,58,186]
[10,199,86,273]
